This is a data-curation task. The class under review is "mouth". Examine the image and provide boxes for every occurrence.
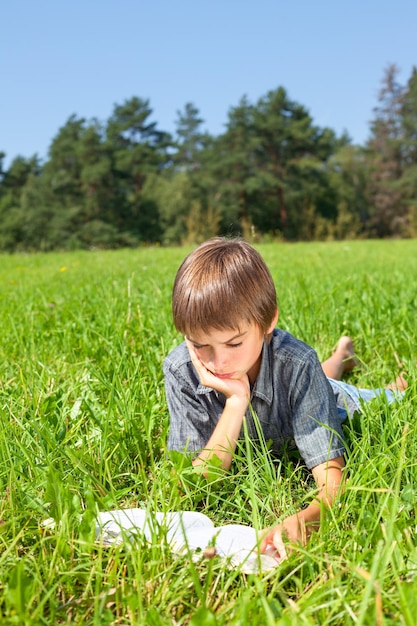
[213,372,234,379]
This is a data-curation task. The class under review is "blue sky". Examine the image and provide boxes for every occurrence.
[1,0,416,168]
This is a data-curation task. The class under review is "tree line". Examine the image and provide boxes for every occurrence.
[0,64,416,251]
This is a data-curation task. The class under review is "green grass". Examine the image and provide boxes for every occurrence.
[0,240,416,625]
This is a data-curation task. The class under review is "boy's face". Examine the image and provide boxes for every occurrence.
[187,321,268,385]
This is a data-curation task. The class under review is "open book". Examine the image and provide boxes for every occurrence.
[96,509,282,574]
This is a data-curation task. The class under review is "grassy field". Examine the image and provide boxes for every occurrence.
[0,239,416,625]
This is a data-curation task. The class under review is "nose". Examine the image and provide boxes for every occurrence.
[207,348,227,372]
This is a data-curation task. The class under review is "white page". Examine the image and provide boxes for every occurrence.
[173,523,257,555]
[96,509,214,545]
[172,523,282,573]
[95,509,282,573]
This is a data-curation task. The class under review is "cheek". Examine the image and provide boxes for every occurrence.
[244,340,262,360]
[230,347,249,366]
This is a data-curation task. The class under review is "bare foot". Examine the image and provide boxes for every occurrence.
[334,336,357,374]
[321,335,357,380]
[386,374,408,392]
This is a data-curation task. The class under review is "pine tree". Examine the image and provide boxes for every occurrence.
[366,65,406,236]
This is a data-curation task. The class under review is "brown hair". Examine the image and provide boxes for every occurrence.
[172,237,277,336]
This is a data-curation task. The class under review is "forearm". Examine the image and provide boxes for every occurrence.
[192,396,248,471]
[260,457,345,556]
[311,458,345,508]
[293,459,345,536]
[286,477,342,540]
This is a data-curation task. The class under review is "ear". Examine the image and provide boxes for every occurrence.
[266,308,279,334]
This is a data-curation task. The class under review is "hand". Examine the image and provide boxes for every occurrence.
[260,513,310,562]
[186,339,250,402]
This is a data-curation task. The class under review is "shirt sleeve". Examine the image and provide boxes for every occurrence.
[163,356,221,453]
[289,350,346,469]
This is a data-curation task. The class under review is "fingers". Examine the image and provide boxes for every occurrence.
[185,338,214,386]
[260,526,288,562]
[185,338,207,377]
[185,338,199,365]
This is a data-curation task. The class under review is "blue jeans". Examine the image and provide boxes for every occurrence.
[327,378,403,422]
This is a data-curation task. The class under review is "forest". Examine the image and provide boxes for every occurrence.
[1,64,416,251]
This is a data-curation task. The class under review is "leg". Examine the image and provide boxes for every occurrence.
[321,336,356,380]
[322,336,409,391]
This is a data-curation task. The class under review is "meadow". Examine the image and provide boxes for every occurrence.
[0,239,416,625]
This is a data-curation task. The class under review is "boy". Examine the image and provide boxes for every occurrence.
[163,238,406,560]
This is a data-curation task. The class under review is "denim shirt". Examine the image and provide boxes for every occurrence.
[163,328,346,469]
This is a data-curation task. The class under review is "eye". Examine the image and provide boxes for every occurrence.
[227,342,242,348]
